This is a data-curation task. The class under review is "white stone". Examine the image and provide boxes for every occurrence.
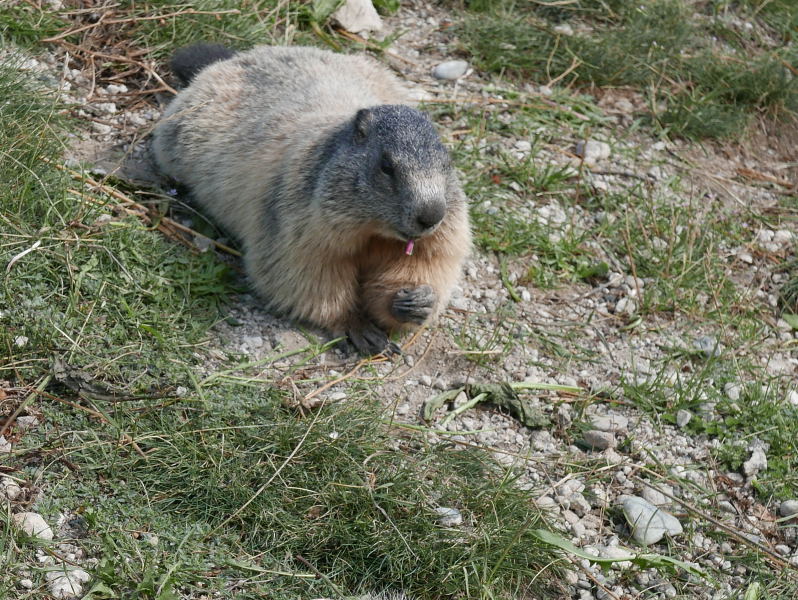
[724,382,742,401]
[105,83,128,94]
[1,477,22,500]
[48,575,82,599]
[621,496,682,546]
[640,484,671,507]
[583,430,616,450]
[773,229,794,244]
[779,500,798,518]
[787,391,798,406]
[16,415,39,430]
[19,578,34,589]
[329,391,347,401]
[743,447,767,478]
[434,506,463,527]
[14,335,29,347]
[601,545,635,569]
[514,140,532,152]
[590,414,628,433]
[553,23,574,36]
[432,60,469,81]
[575,140,611,163]
[675,409,692,428]
[332,0,382,33]
[12,512,54,541]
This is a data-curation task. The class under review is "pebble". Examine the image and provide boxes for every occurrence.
[552,23,574,36]
[1,477,23,500]
[16,415,39,430]
[0,436,10,454]
[432,60,469,80]
[19,579,33,589]
[12,512,54,541]
[724,382,742,401]
[621,496,683,545]
[779,500,798,518]
[590,414,628,433]
[575,140,611,164]
[787,391,798,406]
[601,545,635,569]
[640,483,672,507]
[676,409,692,428]
[434,506,463,527]
[583,429,616,450]
[694,335,721,357]
[329,391,347,401]
[419,375,432,386]
[514,140,532,152]
[743,447,767,478]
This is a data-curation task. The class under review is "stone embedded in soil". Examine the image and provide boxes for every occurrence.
[574,140,611,164]
[694,335,721,357]
[12,512,54,541]
[583,429,617,450]
[640,483,673,507]
[675,409,692,428]
[332,0,383,33]
[432,60,469,80]
[434,506,463,527]
[46,567,91,599]
[1,477,23,500]
[743,446,768,478]
[779,500,798,518]
[590,414,628,433]
[621,496,683,546]
[724,382,742,401]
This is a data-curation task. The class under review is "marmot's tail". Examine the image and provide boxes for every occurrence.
[169,43,236,87]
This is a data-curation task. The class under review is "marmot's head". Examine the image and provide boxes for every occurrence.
[325,105,455,242]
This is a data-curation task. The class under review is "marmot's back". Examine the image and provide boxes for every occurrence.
[151,45,471,356]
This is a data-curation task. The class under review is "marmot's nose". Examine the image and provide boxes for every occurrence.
[415,202,446,232]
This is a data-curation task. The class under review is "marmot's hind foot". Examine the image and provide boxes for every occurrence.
[347,319,401,357]
[391,285,436,325]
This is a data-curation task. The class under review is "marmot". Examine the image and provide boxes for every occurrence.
[152,44,471,355]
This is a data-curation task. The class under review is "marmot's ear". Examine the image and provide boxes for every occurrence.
[354,108,374,143]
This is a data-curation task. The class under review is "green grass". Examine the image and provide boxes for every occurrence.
[0,56,564,599]
[455,0,798,138]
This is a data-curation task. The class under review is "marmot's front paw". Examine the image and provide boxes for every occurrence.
[391,285,436,324]
[347,320,401,357]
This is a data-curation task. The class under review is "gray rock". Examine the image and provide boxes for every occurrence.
[694,335,721,357]
[12,512,54,541]
[0,435,10,454]
[15,415,39,430]
[19,579,33,589]
[332,0,383,34]
[640,483,672,507]
[743,447,767,478]
[434,506,463,527]
[779,500,798,518]
[675,409,692,428]
[1,477,22,500]
[575,140,611,164]
[724,382,742,401]
[432,60,469,80]
[590,414,629,433]
[583,429,616,450]
[621,496,682,546]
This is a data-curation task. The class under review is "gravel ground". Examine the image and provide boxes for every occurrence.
[5,1,798,598]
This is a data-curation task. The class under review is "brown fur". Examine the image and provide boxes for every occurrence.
[152,45,471,353]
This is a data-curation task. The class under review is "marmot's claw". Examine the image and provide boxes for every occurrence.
[391,285,436,324]
[347,321,399,357]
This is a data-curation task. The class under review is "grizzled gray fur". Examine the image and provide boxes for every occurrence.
[152,44,471,355]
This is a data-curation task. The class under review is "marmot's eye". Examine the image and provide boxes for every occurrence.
[380,156,395,177]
